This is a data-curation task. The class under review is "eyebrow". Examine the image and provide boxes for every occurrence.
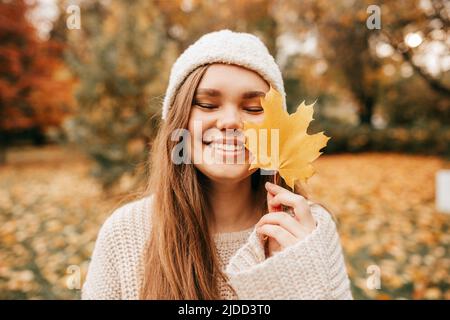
[195,88,266,99]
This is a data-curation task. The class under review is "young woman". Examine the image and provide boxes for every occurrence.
[82,29,353,300]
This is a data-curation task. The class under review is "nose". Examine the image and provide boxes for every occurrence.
[216,105,243,131]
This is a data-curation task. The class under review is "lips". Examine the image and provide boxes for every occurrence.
[209,142,245,152]
[202,137,246,153]
[203,136,245,145]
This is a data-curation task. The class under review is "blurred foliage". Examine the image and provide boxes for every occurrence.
[275,0,449,125]
[0,146,448,299]
[309,119,450,158]
[379,73,450,126]
[62,1,171,190]
[0,0,75,161]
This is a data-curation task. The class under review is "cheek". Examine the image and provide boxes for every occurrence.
[188,110,213,134]
[243,113,265,124]
[187,113,212,163]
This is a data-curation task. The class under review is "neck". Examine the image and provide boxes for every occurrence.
[207,176,259,234]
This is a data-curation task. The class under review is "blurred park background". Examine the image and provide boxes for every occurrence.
[0,0,449,299]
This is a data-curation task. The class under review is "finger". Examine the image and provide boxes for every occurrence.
[265,181,292,213]
[256,224,297,248]
[267,237,282,257]
[267,189,281,212]
[256,212,305,238]
[269,193,314,226]
[269,192,304,211]
[265,181,288,196]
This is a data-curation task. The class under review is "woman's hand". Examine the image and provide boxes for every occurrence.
[256,181,317,258]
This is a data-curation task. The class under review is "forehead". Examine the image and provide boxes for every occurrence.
[196,63,269,92]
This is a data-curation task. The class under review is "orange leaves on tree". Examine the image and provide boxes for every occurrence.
[0,0,74,132]
[243,86,330,190]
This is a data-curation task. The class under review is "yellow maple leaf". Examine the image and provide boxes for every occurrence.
[243,85,331,190]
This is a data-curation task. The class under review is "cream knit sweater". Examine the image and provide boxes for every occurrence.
[81,195,353,300]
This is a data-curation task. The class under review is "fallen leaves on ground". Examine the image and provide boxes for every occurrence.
[307,153,450,299]
[0,146,121,299]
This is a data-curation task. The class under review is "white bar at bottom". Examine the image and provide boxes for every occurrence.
[436,169,450,214]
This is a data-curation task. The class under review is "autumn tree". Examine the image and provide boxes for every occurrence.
[380,0,450,97]
[272,0,449,127]
[63,0,175,190]
[0,0,74,163]
[155,0,279,55]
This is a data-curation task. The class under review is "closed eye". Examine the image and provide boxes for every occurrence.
[194,102,218,110]
[245,107,263,113]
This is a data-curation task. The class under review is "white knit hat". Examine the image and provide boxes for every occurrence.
[161,29,286,120]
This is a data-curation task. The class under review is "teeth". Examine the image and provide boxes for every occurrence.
[211,143,244,152]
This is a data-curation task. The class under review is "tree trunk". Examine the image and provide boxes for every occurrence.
[359,96,375,126]
[0,145,6,165]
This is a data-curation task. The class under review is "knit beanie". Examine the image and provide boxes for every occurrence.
[161,29,286,120]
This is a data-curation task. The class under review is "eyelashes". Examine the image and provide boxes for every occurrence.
[195,103,218,109]
[193,102,263,113]
[246,107,264,113]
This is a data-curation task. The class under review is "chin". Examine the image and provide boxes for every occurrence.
[196,163,254,183]
[191,138,258,183]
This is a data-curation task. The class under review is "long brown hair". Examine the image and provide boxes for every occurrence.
[138,63,326,299]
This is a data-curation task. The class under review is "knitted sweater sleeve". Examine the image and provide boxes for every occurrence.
[81,214,121,300]
[225,204,353,300]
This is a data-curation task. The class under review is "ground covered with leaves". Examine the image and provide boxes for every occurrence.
[0,146,448,299]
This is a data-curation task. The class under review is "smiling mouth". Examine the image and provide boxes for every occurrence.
[210,143,245,152]
[202,139,246,153]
